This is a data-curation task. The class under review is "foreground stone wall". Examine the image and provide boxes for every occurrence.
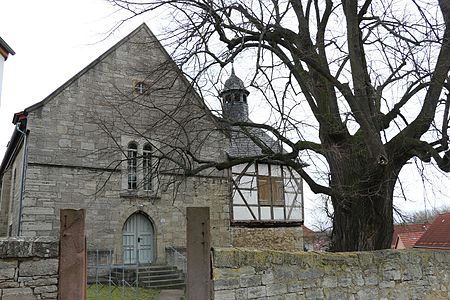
[212,248,450,300]
[0,237,58,300]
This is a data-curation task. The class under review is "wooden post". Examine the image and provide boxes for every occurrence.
[59,209,87,300]
[186,207,211,300]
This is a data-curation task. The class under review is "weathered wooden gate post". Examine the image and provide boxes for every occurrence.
[186,207,211,299]
[58,209,87,300]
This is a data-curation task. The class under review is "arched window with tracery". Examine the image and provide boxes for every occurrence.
[143,143,152,191]
[127,142,138,190]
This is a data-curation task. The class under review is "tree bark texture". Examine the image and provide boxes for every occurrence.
[328,151,396,250]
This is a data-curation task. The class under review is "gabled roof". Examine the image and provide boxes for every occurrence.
[25,23,156,113]
[391,223,429,248]
[1,23,186,177]
[394,231,425,249]
[414,212,450,250]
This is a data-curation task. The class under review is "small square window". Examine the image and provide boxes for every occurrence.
[134,82,148,95]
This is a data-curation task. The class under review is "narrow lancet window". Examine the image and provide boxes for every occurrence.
[127,142,138,189]
[143,144,152,191]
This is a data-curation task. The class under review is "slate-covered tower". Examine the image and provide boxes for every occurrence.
[220,66,250,122]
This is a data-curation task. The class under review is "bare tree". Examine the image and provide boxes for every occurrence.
[105,0,450,251]
[402,206,450,224]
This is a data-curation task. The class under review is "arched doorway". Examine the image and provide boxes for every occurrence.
[122,213,154,264]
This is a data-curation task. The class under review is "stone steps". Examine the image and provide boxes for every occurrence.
[109,264,186,290]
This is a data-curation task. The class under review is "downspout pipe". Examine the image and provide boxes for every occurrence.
[15,122,29,236]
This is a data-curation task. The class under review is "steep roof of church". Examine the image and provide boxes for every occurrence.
[0,23,216,177]
[25,23,158,113]
[227,127,282,158]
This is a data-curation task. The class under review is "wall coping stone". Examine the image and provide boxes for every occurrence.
[0,237,58,258]
[212,247,447,267]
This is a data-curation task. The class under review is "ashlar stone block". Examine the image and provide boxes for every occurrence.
[214,289,236,300]
[19,259,58,276]
[266,283,287,296]
[0,267,16,280]
[240,274,261,287]
[214,278,240,290]
[34,285,57,294]
[1,287,36,300]
[247,286,266,299]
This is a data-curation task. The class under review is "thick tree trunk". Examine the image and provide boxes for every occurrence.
[330,179,395,251]
[326,139,397,252]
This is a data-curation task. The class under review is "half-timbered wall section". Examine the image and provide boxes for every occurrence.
[221,66,305,251]
[231,162,303,224]
[230,162,304,251]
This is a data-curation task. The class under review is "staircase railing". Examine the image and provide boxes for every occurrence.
[166,246,187,273]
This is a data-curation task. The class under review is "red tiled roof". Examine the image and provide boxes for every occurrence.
[395,231,425,249]
[302,226,316,238]
[415,212,450,250]
[392,223,429,248]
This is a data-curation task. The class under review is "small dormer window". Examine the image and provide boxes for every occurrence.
[225,95,232,103]
[134,82,148,95]
[243,94,247,103]
[233,93,240,102]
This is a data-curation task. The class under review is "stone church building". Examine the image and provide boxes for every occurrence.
[0,24,304,265]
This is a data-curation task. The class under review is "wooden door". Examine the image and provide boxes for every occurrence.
[123,213,154,264]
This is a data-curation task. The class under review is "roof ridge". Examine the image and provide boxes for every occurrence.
[25,23,152,113]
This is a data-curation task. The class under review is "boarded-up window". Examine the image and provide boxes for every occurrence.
[257,175,284,206]
[271,177,284,206]
[257,175,270,205]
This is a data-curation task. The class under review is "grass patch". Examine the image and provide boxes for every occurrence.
[87,284,160,300]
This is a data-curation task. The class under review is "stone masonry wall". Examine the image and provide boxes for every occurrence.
[231,227,304,252]
[0,237,58,300]
[16,25,233,264]
[212,248,450,300]
[0,168,12,236]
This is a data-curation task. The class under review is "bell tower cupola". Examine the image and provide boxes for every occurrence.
[220,66,250,122]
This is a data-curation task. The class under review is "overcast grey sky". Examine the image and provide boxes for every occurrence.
[1,0,449,228]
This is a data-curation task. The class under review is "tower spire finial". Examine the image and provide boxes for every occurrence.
[231,62,235,75]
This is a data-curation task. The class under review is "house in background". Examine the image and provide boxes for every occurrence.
[0,24,304,268]
[414,212,450,250]
[392,223,429,250]
[0,36,15,105]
